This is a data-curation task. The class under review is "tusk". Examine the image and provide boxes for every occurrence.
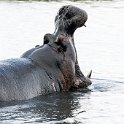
[86,70,92,78]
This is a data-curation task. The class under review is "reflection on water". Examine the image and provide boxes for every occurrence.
[0,0,124,124]
[0,91,91,123]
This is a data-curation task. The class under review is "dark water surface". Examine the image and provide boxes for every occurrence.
[0,0,124,123]
[0,91,91,123]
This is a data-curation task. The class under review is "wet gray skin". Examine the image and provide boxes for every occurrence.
[0,33,76,101]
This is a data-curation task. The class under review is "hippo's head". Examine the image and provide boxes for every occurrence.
[22,5,91,92]
[55,5,88,35]
[42,6,91,90]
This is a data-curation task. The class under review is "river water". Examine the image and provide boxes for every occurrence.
[0,0,124,123]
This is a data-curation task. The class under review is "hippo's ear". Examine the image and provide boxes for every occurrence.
[43,34,50,44]
[43,33,55,45]
[55,35,67,52]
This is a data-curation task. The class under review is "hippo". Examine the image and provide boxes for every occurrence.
[0,5,92,101]
[0,33,77,101]
[22,5,92,89]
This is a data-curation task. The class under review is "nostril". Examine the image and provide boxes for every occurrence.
[65,13,72,19]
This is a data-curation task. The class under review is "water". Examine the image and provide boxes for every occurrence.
[0,0,124,123]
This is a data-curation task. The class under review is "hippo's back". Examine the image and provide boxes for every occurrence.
[0,58,47,101]
[0,58,36,84]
